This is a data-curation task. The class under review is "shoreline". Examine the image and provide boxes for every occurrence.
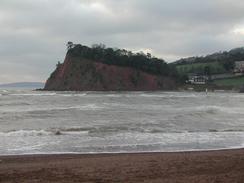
[1,145,244,157]
[1,148,244,182]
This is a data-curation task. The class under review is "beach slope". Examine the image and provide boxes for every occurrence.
[1,149,244,183]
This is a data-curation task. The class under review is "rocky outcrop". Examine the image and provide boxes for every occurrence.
[44,55,177,91]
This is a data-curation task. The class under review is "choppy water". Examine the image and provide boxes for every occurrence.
[1,89,244,155]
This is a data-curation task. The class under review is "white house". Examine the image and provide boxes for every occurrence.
[187,74,208,85]
[234,61,244,73]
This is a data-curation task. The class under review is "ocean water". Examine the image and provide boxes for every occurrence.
[1,89,244,155]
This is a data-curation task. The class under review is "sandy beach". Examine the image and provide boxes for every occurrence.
[1,149,244,183]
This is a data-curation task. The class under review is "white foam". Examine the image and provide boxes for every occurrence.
[2,146,244,156]
[58,93,87,97]
[0,128,92,137]
[1,131,244,155]
[0,130,52,137]
[192,105,244,114]
[76,104,104,110]
[105,94,123,97]
[2,103,105,113]
[63,131,89,135]
[74,93,87,97]
[10,93,56,96]
[2,90,8,93]
[139,93,201,98]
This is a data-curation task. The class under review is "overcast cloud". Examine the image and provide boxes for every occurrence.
[1,0,244,83]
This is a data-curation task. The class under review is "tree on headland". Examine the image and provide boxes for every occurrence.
[66,42,74,50]
[67,43,178,77]
[56,61,61,67]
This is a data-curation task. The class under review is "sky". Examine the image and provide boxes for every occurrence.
[1,0,244,83]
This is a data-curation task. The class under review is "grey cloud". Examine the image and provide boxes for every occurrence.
[0,0,244,83]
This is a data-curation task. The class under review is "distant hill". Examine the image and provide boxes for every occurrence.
[0,82,45,89]
[173,47,244,75]
[174,47,244,65]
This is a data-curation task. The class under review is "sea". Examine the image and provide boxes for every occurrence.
[1,89,244,155]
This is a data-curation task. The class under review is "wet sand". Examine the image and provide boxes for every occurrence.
[1,149,244,183]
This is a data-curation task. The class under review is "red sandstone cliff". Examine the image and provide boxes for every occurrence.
[44,55,177,91]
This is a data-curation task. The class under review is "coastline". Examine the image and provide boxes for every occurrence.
[39,85,241,93]
[1,148,244,183]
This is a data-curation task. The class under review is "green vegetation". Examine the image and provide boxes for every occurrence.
[175,47,244,66]
[176,62,227,75]
[67,43,178,78]
[213,76,244,87]
[174,47,244,75]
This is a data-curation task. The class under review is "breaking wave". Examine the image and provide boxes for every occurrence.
[0,102,31,107]
[2,104,105,113]
[60,93,87,97]
[0,130,52,137]
[2,128,244,138]
[181,105,244,115]
[9,93,57,96]
[138,93,202,98]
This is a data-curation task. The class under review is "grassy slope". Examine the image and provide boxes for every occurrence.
[176,62,226,75]
[213,76,244,87]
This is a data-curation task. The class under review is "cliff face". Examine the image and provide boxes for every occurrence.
[44,55,177,91]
